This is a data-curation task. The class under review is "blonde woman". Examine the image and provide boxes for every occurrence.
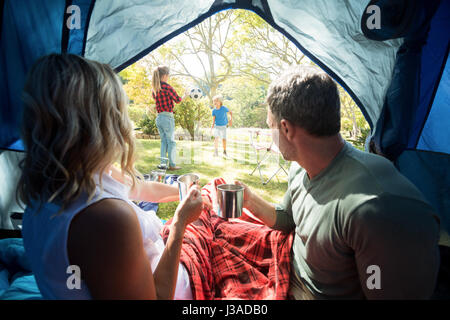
[18,54,202,299]
[152,66,186,170]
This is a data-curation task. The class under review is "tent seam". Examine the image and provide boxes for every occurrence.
[61,0,73,53]
[81,0,96,57]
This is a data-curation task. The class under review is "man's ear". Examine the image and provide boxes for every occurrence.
[279,119,296,141]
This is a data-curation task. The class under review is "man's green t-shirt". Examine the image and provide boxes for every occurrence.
[274,142,440,299]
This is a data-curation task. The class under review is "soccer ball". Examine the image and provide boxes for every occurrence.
[189,87,202,99]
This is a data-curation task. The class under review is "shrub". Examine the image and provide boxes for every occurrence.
[138,115,158,135]
[174,98,210,140]
[128,105,147,125]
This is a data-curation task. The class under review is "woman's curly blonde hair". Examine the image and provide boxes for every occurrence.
[17,53,139,212]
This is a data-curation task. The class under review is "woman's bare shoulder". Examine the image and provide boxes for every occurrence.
[67,198,142,266]
[72,198,137,230]
[67,198,156,299]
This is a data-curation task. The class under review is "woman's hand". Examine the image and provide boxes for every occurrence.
[153,184,202,300]
[173,185,203,227]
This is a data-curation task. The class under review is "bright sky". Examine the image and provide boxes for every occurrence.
[181,53,218,78]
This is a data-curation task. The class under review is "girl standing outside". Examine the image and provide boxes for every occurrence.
[152,66,186,170]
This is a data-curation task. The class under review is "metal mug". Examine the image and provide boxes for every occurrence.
[216,184,244,219]
[178,173,200,201]
[150,169,166,183]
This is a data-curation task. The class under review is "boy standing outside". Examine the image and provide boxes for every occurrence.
[211,95,232,157]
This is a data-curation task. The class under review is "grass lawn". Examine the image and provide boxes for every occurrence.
[134,138,289,221]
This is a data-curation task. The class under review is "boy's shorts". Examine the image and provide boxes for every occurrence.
[214,125,227,139]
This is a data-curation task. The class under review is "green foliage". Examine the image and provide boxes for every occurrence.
[339,86,370,148]
[119,63,153,107]
[138,115,158,135]
[221,77,268,128]
[351,127,371,151]
[174,98,210,139]
[128,106,147,125]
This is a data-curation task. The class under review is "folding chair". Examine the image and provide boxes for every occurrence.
[249,130,289,185]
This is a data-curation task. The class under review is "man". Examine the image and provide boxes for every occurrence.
[237,66,440,299]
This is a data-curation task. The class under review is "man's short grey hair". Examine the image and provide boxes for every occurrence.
[266,66,341,137]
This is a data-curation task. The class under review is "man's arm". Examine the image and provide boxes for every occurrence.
[272,190,296,233]
[345,194,440,299]
[243,190,277,227]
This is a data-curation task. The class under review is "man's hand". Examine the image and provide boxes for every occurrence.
[201,194,213,211]
[234,180,277,227]
[234,180,252,207]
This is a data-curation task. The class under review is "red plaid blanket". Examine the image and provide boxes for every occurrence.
[161,178,294,300]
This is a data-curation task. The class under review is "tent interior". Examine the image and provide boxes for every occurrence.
[0,0,449,298]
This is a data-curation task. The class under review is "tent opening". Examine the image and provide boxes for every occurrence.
[117,9,369,218]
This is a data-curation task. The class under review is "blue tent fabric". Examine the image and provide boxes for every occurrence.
[417,52,449,154]
[368,0,449,159]
[395,150,450,245]
[409,1,450,150]
[369,0,442,160]
[363,0,450,239]
[361,0,440,41]
[0,0,65,151]
[0,0,449,237]
[0,0,4,42]
[0,238,42,300]
[65,0,96,55]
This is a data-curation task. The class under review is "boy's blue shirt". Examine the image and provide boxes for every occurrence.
[212,106,229,126]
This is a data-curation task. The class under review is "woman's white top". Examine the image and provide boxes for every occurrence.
[22,172,192,299]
